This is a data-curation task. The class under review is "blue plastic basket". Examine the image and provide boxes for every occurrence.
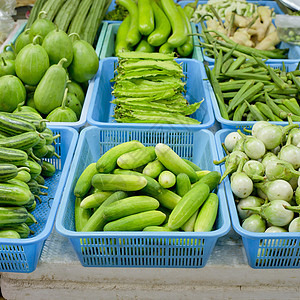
[100,22,203,61]
[1,21,108,130]
[189,1,300,65]
[215,129,300,269]
[203,62,300,129]
[55,126,231,268]
[0,126,78,273]
[87,58,215,130]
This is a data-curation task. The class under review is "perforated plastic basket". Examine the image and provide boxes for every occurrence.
[87,58,214,130]
[215,129,300,269]
[190,1,300,65]
[55,126,231,268]
[0,126,78,273]
[204,62,300,129]
[1,21,108,130]
[100,22,203,61]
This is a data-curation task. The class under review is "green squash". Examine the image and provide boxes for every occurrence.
[15,36,50,86]
[42,29,73,67]
[66,81,85,105]
[0,57,15,77]
[15,29,31,54]
[68,34,99,83]
[46,88,78,122]
[34,58,68,114]
[66,92,82,119]
[0,75,26,112]
[0,45,16,60]
[29,11,56,44]
[13,101,39,114]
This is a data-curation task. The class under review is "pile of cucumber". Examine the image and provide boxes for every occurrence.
[0,112,59,239]
[115,0,194,57]
[0,9,99,122]
[75,141,221,233]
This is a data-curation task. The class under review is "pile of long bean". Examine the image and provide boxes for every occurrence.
[205,52,300,122]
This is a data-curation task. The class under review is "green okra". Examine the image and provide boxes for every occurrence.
[255,102,276,121]
[244,100,267,121]
[267,65,288,90]
[282,98,300,116]
[232,102,247,121]
[290,73,300,92]
[264,92,288,119]
[227,56,246,72]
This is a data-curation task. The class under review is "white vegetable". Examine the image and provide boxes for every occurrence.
[251,121,270,138]
[237,196,264,220]
[278,144,300,170]
[288,217,300,232]
[265,226,288,233]
[224,132,242,153]
[243,136,266,160]
[242,214,266,232]
[231,171,253,198]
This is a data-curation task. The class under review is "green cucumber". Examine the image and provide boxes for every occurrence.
[96,140,145,173]
[142,159,165,178]
[193,171,221,192]
[0,183,32,206]
[196,170,211,180]
[0,163,29,182]
[0,131,40,150]
[0,207,28,226]
[33,145,49,158]
[194,193,219,232]
[81,191,128,232]
[112,169,162,197]
[92,174,147,191]
[143,226,174,232]
[7,178,30,190]
[103,196,160,221]
[25,213,38,226]
[11,113,47,133]
[103,210,166,231]
[74,163,98,198]
[74,197,91,232]
[0,223,31,238]
[0,147,28,165]
[158,170,176,188]
[117,146,156,169]
[41,161,56,177]
[80,191,113,209]
[0,230,20,239]
[14,170,31,182]
[156,188,181,210]
[155,143,198,183]
[167,183,210,230]
[182,159,202,172]
[35,174,45,185]
[181,209,198,232]
[176,173,191,197]
[20,160,42,179]
[0,113,36,135]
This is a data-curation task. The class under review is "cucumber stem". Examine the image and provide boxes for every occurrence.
[17,167,31,173]
[61,88,69,109]
[38,11,48,19]
[57,58,68,68]
[53,152,61,159]
[68,32,81,41]
[35,195,42,204]
[53,134,60,140]
[38,184,48,190]
[33,35,43,45]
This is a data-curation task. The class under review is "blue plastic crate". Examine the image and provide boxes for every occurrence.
[87,57,214,130]
[1,21,108,130]
[203,62,300,129]
[215,129,300,269]
[0,126,78,273]
[55,126,231,268]
[100,22,203,61]
[188,1,300,64]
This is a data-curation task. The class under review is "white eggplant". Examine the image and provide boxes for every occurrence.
[288,217,300,232]
[224,132,242,153]
[237,196,265,220]
[265,159,300,181]
[251,121,270,137]
[243,160,265,182]
[265,226,288,233]
[261,152,278,169]
[278,144,300,169]
[242,214,266,232]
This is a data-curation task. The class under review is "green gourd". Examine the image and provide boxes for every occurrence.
[66,80,85,105]
[0,45,16,60]
[42,28,73,67]
[0,57,15,77]
[13,101,39,114]
[46,88,78,122]
[0,75,26,112]
[15,36,50,86]
[66,92,82,119]
[68,33,99,83]
[34,58,67,115]
[29,11,56,43]
[25,93,36,109]
[14,29,31,54]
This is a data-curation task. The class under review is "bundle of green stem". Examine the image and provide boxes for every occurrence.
[198,19,289,60]
[205,50,300,122]
[112,52,202,124]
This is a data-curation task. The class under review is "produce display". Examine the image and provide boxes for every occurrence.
[113,0,194,57]
[0,10,99,122]
[215,120,300,233]
[205,55,300,122]
[111,52,201,124]
[24,0,112,45]
[191,0,263,23]
[0,112,59,239]
[74,140,221,233]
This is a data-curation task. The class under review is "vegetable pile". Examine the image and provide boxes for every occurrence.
[0,10,99,122]
[25,0,112,45]
[0,112,59,239]
[114,0,194,57]
[205,55,300,122]
[215,120,300,233]
[104,4,128,21]
[74,141,221,233]
[111,52,201,124]
[191,0,263,23]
